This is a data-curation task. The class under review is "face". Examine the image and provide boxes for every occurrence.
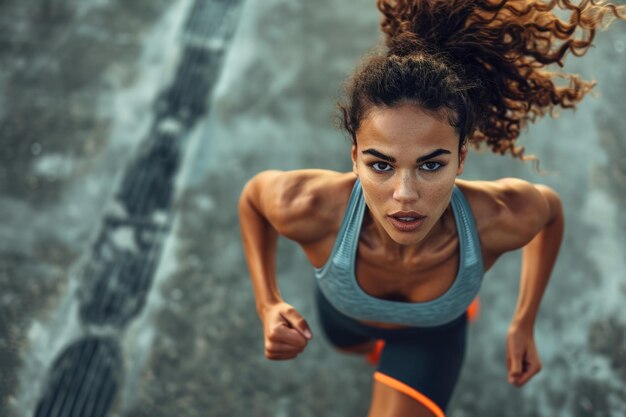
[351,103,466,247]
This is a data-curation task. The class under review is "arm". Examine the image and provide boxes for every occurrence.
[238,170,330,359]
[238,171,282,318]
[239,169,332,318]
[503,183,564,387]
[511,184,564,331]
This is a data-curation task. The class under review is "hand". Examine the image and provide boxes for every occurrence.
[506,324,542,387]
[260,301,313,360]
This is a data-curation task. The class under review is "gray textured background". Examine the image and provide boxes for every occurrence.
[1,0,625,416]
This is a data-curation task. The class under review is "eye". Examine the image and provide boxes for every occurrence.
[369,161,393,173]
[420,161,443,172]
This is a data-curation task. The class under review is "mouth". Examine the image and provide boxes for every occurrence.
[387,211,426,233]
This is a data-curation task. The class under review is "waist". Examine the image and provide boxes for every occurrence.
[314,282,468,336]
[315,261,482,327]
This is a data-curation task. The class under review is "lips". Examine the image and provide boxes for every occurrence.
[388,211,426,233]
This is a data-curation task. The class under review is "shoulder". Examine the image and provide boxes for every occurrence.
[240,169,357,243]
[455,177,562,254]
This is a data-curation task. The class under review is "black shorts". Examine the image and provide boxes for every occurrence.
[315,284,468,416]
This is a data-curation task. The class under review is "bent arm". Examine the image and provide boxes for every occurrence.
[511,184,564,331]
[238,169,333,320]
[238,171,283,320]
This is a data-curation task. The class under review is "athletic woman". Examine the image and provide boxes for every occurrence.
[238,1,626,416]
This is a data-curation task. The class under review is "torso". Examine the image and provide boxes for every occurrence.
[297,171,502,329]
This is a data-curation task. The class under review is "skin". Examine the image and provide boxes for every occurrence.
[238,103,564,416]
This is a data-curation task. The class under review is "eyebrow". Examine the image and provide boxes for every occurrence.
[362,148,451,164]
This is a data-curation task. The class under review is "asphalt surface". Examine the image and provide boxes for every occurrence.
[1,1,625,416]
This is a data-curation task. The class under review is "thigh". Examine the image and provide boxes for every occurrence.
[367,379,442,417]
[374,316,468,415]
[314,284,374,349]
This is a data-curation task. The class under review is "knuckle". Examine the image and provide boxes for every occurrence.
[273,322,289,333]
[266,344,287,354]
[265,351,283,360]
[267,332,281,342]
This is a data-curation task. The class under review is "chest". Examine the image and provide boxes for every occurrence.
[304,225,461,303]
[354,233,461,303]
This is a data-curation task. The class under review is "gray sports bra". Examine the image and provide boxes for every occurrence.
[314,178,484,327]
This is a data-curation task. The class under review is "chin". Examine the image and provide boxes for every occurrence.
[388,229,426,246]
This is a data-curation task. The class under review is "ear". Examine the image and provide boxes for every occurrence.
[456,143,467,176]
[351,144,358,176]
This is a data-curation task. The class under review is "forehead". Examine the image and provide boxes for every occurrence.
[357,103,458,151]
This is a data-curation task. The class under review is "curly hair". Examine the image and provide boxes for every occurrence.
[339,0,626,159]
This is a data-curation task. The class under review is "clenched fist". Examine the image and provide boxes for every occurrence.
[260,302,313,360]
[506,324,542,387]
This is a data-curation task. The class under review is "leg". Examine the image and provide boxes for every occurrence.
[314,284,374,352]
[335,339,377,354]
[367,377,442,417]
[367,315,468,416]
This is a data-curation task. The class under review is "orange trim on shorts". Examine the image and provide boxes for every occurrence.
[366,339,385,365]
[373,371,445,417]
[466,296,480,323]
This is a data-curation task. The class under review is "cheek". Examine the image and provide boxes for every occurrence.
[421,181,454,210]
[361,183,389,214]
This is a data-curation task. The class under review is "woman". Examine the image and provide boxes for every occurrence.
[238,1,625,416]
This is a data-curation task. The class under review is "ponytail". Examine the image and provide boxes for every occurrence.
[339,0,626,158]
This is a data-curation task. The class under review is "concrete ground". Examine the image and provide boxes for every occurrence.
[1,0,626,416]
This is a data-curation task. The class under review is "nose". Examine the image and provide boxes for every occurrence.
[392,172,419,203]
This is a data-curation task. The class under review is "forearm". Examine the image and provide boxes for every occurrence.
[238,187,283,319]
[512,192,564,330]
